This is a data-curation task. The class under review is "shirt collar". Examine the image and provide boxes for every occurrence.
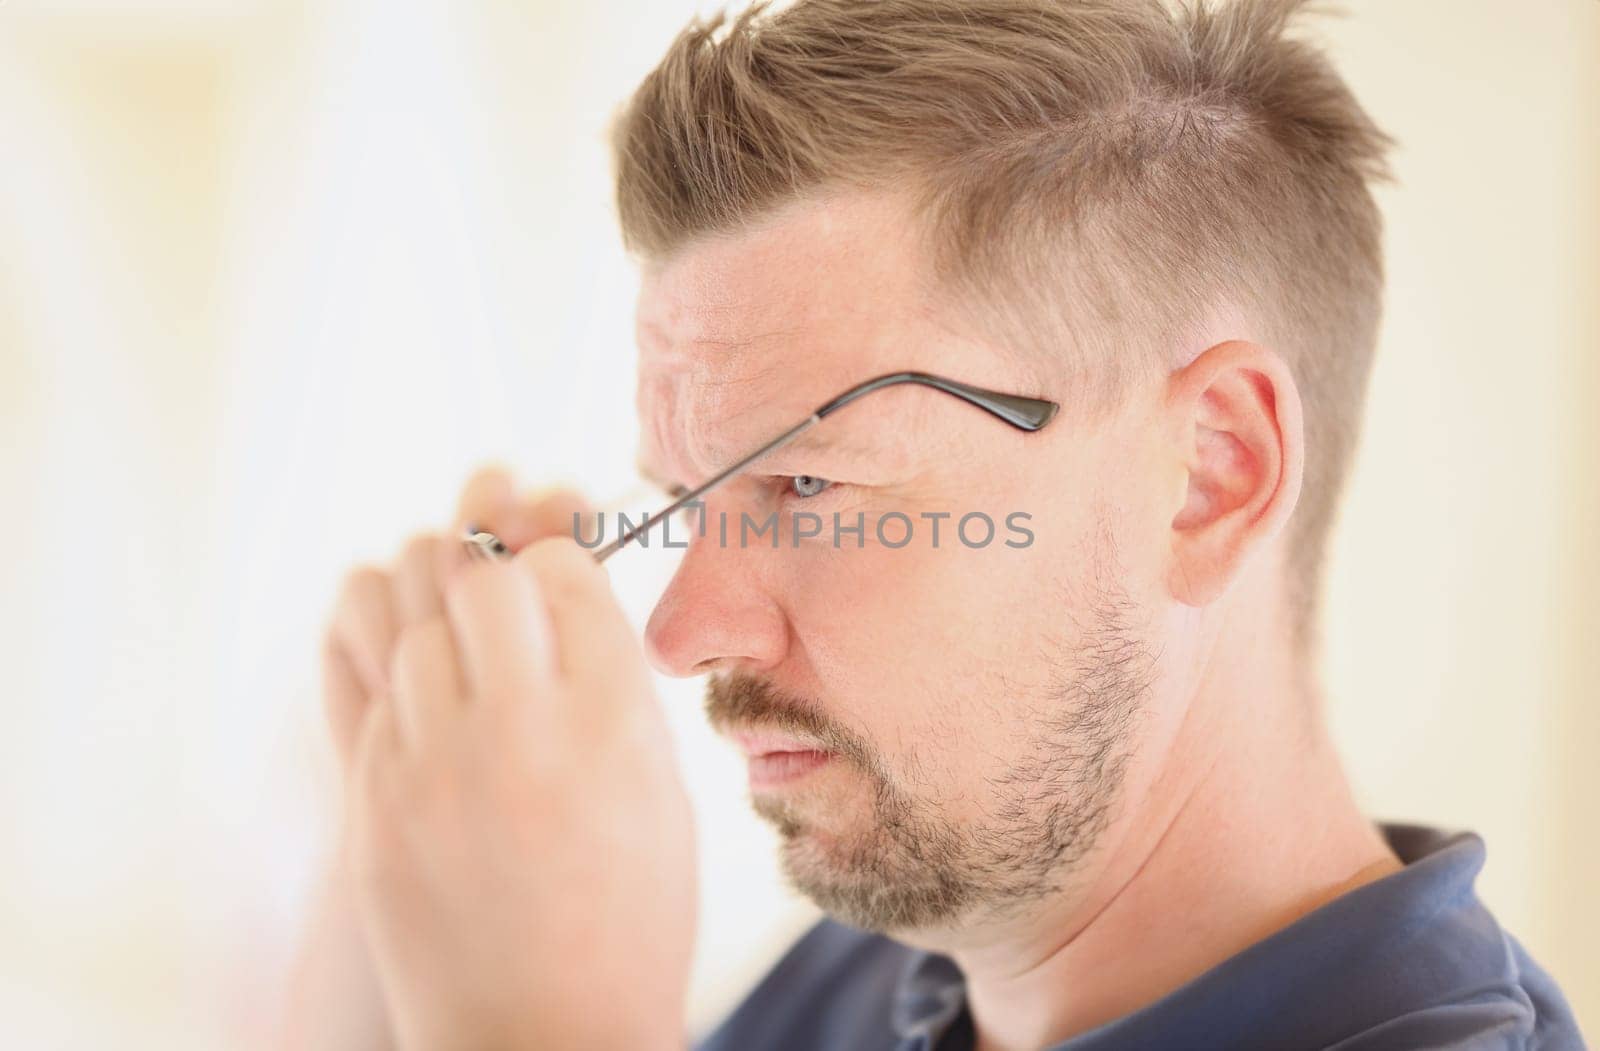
[889,823,1486,1047]
[891,948,967,1044]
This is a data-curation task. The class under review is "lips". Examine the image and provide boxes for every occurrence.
[729,730,825,758]
[729,731,833,789]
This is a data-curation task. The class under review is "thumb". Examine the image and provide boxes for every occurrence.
[497,486,596,551]
[455,468,594,553]
[454,463,517,534]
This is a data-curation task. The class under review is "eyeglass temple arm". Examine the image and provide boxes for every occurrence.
[813,371,1058,431]
[590,372,1059,562]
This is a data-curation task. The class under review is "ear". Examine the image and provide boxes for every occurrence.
[1165,340,1304,608]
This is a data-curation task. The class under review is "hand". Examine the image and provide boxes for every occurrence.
[320,468,596,774]
[290,467,687,1051]
[328,469,696,1051]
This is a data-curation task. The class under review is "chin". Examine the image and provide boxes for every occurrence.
[758,801,974,934]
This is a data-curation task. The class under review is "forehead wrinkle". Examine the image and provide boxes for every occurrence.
[699,386,943,483]
[638,357,819,487]
[677,359,791,468]
[637,324,796,467]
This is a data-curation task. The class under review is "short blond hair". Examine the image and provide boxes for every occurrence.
[609,0,1394,648]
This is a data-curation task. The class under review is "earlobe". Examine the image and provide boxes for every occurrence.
[1165,341,1304,608]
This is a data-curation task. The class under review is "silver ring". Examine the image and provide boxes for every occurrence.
[462,528,510,562]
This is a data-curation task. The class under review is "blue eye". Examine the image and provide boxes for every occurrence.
[789,475,832,499]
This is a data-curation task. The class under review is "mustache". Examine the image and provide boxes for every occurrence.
[703,673,874,770]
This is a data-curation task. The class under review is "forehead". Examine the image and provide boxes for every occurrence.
[634,191,945,468]
[637,190,930,358]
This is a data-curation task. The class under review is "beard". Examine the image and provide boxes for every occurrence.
[703,573,1153,935]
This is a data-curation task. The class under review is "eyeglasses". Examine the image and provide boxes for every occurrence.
[463,370,1058,564]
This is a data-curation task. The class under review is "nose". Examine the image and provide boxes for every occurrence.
[643,504,789,678]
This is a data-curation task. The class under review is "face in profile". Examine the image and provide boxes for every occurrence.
[636,190,1189,938]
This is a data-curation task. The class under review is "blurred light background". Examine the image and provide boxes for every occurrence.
[0,0,1595,1047]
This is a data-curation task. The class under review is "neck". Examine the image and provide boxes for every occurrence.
[940,587,1401,1051]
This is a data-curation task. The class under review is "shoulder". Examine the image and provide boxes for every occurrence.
[694,918,915,1051]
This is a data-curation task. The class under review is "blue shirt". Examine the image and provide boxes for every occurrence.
[697,823,1585,1050]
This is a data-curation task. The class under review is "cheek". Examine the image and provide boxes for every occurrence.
[780,531,1064,800]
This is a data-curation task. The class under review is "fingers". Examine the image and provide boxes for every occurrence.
[444,561,557,699]
[392,534,454,624]
[327,535,465,767]
[330,567,399,700]
[388,535,470,748]
[454,463,595,552]
[324,566,400,783]
[390,618,465,746]
[510,488,595,550]
[514,538,646,703]
[454,463,516,534]
[326,472,607,768]
[322,634,369,770]
[348,690,404,879]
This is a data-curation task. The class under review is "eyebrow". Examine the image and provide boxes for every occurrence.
[636,425,888,493]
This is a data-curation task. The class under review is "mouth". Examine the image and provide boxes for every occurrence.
[729,730,834,791]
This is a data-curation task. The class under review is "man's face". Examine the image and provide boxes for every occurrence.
[634,190,1186,938]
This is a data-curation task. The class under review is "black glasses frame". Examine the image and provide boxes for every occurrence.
[586,370,1059,562]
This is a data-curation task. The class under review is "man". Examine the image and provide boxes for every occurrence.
[284,1,1585,1048]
